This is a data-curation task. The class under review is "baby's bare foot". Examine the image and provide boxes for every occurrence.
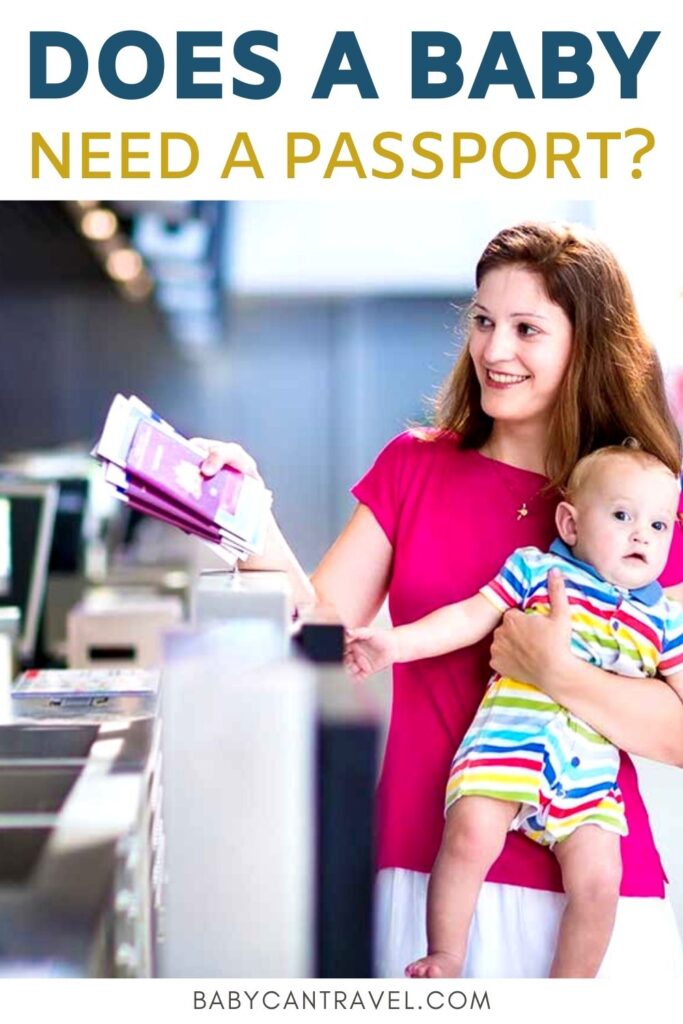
[405,952,462,978]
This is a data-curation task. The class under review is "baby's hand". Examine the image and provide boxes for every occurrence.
[344,627,398,681]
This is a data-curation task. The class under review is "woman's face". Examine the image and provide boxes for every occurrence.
[469,265,574,429]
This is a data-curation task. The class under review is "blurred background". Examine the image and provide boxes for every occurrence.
[3,198,681,572]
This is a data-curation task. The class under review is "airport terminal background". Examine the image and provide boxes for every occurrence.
[0,198,681,976]
[1,199,680,568]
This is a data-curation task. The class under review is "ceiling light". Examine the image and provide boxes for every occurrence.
[81,208,118,241]
[106,247,144,282]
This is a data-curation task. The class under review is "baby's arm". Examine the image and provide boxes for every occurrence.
[345,594,502,680]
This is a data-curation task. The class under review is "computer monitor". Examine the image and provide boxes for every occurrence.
[0,497,10,597]
[49,477,89,575]
[0,480,58,664]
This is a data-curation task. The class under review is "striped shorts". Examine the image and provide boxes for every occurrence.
[445,676,627,845]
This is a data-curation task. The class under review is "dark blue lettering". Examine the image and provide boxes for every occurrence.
[177,32,222,98]
[469,31,534,99]
[30,32,88,98]
[411,32,463,98]
[233,31,280,99]
[598,31,660,98]
[542,32,594,98]
[313,31,378,98]
[98,31,164,99]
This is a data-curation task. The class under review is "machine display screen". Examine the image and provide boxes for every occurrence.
[0,482,58,663]
[0,497,10,597]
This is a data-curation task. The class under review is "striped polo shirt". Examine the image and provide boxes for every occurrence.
[481,539,683,680]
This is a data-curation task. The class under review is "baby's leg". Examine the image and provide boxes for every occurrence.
[406,795,519,979]
[551,825,622,978]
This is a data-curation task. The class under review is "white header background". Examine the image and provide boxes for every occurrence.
[0,0,680,200]
[0,2,682,1018]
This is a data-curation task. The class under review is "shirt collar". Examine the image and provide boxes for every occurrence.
[548,538,663,607]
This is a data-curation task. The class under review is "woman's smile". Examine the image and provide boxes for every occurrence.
[484,368,532,388]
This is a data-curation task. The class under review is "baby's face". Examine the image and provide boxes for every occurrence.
[567,457,680,590]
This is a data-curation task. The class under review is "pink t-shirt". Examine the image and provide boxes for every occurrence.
[352,431,683,897]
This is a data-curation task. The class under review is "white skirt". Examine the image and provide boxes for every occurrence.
[375,868,683,979]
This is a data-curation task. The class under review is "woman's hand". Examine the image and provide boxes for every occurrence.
[190,438,262,481]
[491,570,683,765]
[489,570,573,692]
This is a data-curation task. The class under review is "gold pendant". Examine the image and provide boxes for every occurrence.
[517,503,528,520]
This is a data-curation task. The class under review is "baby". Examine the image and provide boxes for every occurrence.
[346,445,683,978]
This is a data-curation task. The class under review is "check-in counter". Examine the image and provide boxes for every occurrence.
[159,570,381,978]
[191,567,293,637]
[158,621,317,977]
[0,717,160,977]
[67,588,183,669]
[0,569,381,978]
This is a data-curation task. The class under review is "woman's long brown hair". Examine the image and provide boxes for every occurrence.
[433,222,682,491]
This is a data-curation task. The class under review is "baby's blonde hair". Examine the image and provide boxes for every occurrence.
[564,440,679,503]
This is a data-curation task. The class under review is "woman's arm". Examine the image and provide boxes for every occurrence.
[665,583,683,604]
[191,440,314,608]
[490,572,683,766]
[242,504,393,624]
[311,504,393,626]
[194,440,392,619]
[242,509,316,611]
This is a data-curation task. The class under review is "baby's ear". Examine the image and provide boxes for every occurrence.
[556,501,579,546]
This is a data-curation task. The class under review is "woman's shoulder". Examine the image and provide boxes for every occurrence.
[376,427,465,463]
[363,430,477,495]
[353,429,475,547]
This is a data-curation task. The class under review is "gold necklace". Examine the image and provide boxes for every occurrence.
[500,476,541,521]
[479,444,540,520]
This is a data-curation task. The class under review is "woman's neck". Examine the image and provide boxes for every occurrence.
[480,424,548,475]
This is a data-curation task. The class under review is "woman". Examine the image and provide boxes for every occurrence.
[198,222,683,977]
